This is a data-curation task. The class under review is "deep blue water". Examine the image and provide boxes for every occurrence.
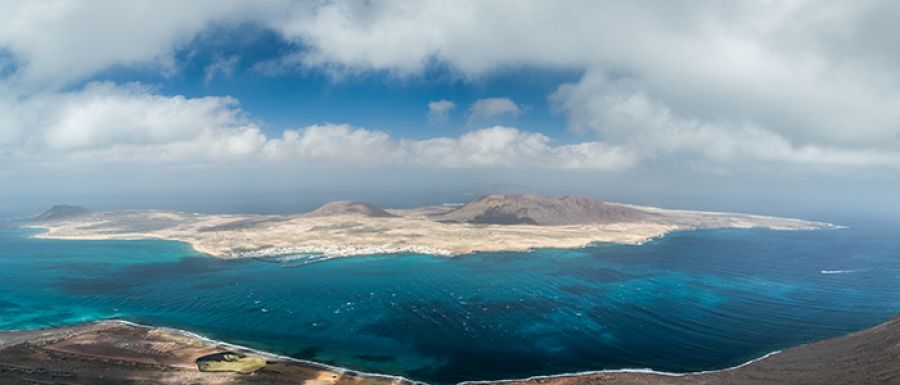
[1,223,898,384]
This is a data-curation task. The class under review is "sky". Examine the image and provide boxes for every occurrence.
[1,0,899,221]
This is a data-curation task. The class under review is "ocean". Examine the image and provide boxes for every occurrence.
[0,222,898,384]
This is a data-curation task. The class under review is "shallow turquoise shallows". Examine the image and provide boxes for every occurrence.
[1,223,898,384]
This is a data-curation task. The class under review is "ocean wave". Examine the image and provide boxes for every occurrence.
[820,269,867,275]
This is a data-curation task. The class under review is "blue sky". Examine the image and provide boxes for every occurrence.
[1,1,900,220]
[85,24,579,140]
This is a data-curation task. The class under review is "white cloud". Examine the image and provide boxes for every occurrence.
[467,97,521,124]
[0,83,633,171]
[1,0,900,174]
[427,99,455,122]
[405,126,635,169]
[548,72,900,169]
[257,124,635,170]
[0,82,267,164]
[0,0,289,88]
[263,124,396,164]
[272,0,900,170]
[43,83,254,151]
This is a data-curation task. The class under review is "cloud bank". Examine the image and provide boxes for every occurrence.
[0,82,631,171]
[1,0,899,180]
[272,0,900,170]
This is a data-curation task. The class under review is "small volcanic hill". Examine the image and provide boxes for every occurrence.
[32,205,91,222]
[435,194,649,225]
[303,201,396,218]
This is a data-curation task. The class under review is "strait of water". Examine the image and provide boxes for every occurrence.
[1,222,898,384]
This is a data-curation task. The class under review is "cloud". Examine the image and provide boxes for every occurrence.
[272,0,900,171]
[0,0,287,88]
[271,1,729,75]
[235,122,634,170]
[548,71,900,169]
[0,83,633,171]
[0,82,267,165]
[204,55,240,84]
[404,126,635,169]
[1,0,900,175]
[427,99,455,122]
[262,124,395,164]
[467,97,521,124]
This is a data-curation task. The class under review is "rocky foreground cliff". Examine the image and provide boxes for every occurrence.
[28,194,831,259]
[0,315,897,385]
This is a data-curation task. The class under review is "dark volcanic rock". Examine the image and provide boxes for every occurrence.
[304,201,396,218]
[32,205,91,222]
[435,194,649,225]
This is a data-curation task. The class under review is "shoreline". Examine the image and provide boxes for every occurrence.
[24,221,837,262]
[7,314,899,385]
[23,223,666,260]
[458,351,783,385]
[110,320,424,385]
[0,319,423,384]
[23,197,834,260]
[0,318,791,385]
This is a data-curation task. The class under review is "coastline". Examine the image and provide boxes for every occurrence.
[159,319,787,385]
[458,351,784,385]
[25,221,678,259]
[23,197,834,261]
[109,320,423,385]
[0,319,802,384]
[25,219,834,261]
[3,314,898,385]
[0,316,790,385]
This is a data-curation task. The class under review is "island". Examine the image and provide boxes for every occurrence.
[27,194,830,260]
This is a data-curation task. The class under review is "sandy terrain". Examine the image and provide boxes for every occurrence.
[0,320,418,385]
[29,197,831,259]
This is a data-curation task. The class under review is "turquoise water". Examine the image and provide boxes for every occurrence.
[1,223,899,384]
